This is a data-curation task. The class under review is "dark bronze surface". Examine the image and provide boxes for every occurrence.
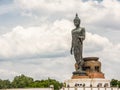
[70,14,85,71]
[70,14,104,78]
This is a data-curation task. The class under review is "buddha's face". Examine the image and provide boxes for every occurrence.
[74,19,80,27]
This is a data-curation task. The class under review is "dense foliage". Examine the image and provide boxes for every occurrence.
[0,74,63,90]
[110,79,120,88]
[1,76,120,89]
[0,79,11,89]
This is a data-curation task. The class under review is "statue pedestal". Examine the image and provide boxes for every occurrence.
[72,70,89,79]
[65,78,110,87]
[65,57,109,88]
[72,75,89,79]
[72,72,104,79]
[88,72,104,78]
[72,57,105,79]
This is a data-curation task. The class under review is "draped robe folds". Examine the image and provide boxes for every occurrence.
[71,27,85,68]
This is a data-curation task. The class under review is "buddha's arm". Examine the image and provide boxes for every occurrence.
[70,31,74,54]
[79,28,85,40]
[82,28,85,40]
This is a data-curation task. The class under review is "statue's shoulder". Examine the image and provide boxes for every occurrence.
[71,28,76,33]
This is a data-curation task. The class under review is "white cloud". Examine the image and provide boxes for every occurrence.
[0,0,120,81]
[14,0,120,31]
[1,19,118,60]
[14,0,78,11]
[0,19,73,59]
[0,19,119,80]
[84,32,112,53]
[0,56,74,81]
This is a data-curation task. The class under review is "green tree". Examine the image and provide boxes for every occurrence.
[0,75,63,89]
[30,78,63,90]
[110,79,118,87]
[0,79,11,89]
[0,79,3,89]
[12,74,33,88]
[30,80,46,88]
[117,81,120,88]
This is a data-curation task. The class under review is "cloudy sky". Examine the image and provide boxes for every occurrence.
[0,0,120,81]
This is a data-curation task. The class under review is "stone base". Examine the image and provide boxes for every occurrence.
[72,75,89,79]
[72,72,104,79]
[65,78,110,88]
[72,70,88,79]
[88,72,104,78]
[73,70,87,75]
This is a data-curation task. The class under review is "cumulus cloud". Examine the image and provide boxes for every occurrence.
[14,0,120,16]
[0,0,120,81]
[84,32,112,53]
[14,0,78,11]
[0,19,118,60]
[0,19,120,80]
[0,19,73,60]
[12,0,120,33]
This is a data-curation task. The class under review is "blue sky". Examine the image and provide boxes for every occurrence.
[0,0,120,81]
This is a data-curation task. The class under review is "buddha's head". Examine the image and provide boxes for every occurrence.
[73,13,81,27]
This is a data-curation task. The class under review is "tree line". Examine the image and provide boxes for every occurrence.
[0,74,119,89]
[110,79,120,88]
[0,74,63,90]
